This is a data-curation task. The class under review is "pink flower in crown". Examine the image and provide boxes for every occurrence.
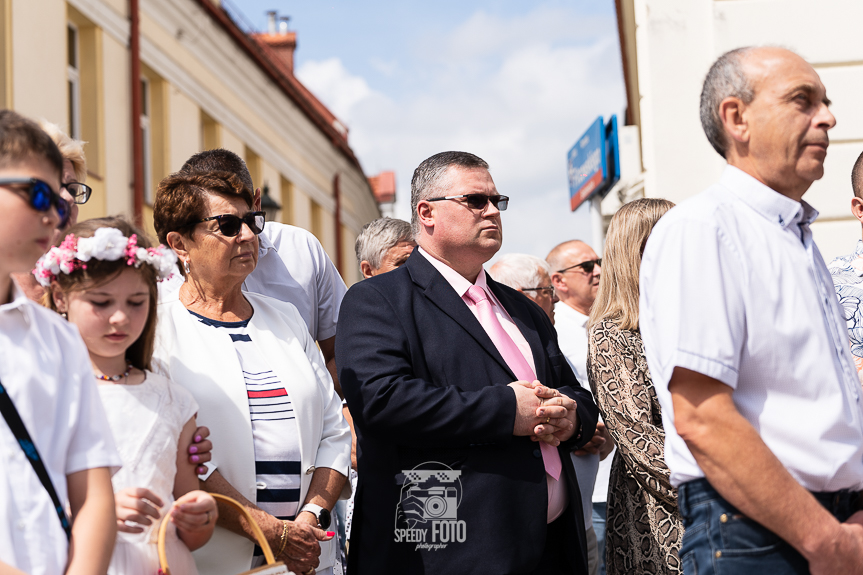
[125,234,139,266]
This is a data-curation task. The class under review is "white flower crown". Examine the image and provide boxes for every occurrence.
[33,227,178,287]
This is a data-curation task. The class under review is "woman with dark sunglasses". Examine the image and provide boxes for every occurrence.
[152,171,350,575]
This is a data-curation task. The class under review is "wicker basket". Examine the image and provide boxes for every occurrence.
[157,493,289,575]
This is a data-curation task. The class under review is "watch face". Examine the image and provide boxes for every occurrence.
[319,508,331,529]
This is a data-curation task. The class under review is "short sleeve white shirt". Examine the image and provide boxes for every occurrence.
[640,166,863,491]
[0,282,121,575]
[159,223,346,342]
[245,223,346,341]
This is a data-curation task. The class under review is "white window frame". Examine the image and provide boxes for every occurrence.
[67,22,81,140]
[140,76,153,204]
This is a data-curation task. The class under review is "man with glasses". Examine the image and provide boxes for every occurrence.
[489,253,559,324]
[337,151,598,575]
[547,240,613,575]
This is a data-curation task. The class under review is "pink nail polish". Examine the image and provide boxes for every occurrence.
[191,455,200,463]
[327,531,335,537]
[194,435,202,442]
[189,446,198,454]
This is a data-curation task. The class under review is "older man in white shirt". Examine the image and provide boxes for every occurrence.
[640,46,863,575]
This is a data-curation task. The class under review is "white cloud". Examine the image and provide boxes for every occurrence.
[296,4,625,259]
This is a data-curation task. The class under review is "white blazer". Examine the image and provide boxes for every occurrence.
[153,289,351,575]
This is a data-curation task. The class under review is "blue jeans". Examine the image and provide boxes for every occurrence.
[678,478,862,575]
[592,502,607,575]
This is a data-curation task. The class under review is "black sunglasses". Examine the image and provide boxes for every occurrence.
[195,211,265,237]
[0,177,70,228]
[426,193,509,211]
[63,182,92,205]
[558,258,602,274]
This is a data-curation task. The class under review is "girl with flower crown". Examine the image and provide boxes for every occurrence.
[36,216,217,575]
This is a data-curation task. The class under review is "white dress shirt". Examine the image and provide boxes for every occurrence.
[640,166,863,491]
[161,222,346,341]
[555,302,615,509]
[0,282,121,575]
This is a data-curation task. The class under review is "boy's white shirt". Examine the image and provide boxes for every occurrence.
[0,280,121,575]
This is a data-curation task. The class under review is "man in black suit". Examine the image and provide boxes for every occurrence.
[336,151,598,575]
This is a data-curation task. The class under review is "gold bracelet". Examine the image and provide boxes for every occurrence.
[276,520,289,557]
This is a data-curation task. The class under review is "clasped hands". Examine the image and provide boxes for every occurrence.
[509,380,578,446]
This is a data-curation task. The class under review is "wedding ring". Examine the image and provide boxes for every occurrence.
[545,417,550,424]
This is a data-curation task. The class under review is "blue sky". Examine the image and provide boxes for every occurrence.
[231,0,626,259]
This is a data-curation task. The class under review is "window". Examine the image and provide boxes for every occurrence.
[201,110,220,150]
[140,77,152,204]
[67,23,81,139]
[280,176,293,224]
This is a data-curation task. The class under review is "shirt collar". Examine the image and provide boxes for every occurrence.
[418,246,489,298]
[719,165,818,230]
[257,229,275,257]
[0,278,34,325]
[554,301,588,327]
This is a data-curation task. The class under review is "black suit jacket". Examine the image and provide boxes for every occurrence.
[336,250,598,575]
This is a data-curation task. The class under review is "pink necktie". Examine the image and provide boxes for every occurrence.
[464,285,562,481]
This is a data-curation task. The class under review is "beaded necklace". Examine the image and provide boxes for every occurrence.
[95,365,134,382]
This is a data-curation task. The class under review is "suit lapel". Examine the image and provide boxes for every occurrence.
[405,252,516,379]
[487,277,549,385]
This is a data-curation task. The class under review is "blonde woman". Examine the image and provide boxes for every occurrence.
[586,198,680,574]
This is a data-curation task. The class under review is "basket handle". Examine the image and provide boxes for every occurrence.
[157,492,279,574]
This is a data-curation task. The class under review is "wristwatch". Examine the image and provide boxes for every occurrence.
[300,503,331,529]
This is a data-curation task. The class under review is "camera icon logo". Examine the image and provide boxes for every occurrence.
[396,462,463,528]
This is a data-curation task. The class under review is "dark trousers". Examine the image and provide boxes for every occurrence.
[678,478,863,575]
[524,506,581,575]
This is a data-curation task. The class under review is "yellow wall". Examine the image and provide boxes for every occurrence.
[10,0,379,286]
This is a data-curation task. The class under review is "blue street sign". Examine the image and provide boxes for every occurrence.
[567,115,620,211]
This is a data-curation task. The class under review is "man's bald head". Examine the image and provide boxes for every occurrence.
[853,150,863,199]
[546,240,589,272]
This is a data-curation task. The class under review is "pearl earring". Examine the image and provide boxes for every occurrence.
[184,259,191,274]
[60,312,67,319]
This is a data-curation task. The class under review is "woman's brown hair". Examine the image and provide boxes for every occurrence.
[42,216,159,371]
[588,198,675,331]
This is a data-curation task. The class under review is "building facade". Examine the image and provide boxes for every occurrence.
[614,0,862,260]
[3,0,381,285]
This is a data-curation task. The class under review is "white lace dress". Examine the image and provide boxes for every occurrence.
[98,371,199,575]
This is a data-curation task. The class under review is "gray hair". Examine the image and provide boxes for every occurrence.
[410,151,489,236]
[489,253,551,291]
[355,217,414,270]
[700,47,756,158]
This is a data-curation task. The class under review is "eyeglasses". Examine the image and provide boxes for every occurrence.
[63,182,92,205]
[426,194,509,211]
[194,211,265,237]
[557,258,602,275]
[522,286,555,295]
[0,177,70,228]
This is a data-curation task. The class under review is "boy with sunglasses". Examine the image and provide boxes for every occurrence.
[0,110,120,575]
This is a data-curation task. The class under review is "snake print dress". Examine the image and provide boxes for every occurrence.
[587,319,683,575]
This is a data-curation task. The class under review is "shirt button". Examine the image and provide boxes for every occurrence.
[16,520,25,530]
[533,449,541,459]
